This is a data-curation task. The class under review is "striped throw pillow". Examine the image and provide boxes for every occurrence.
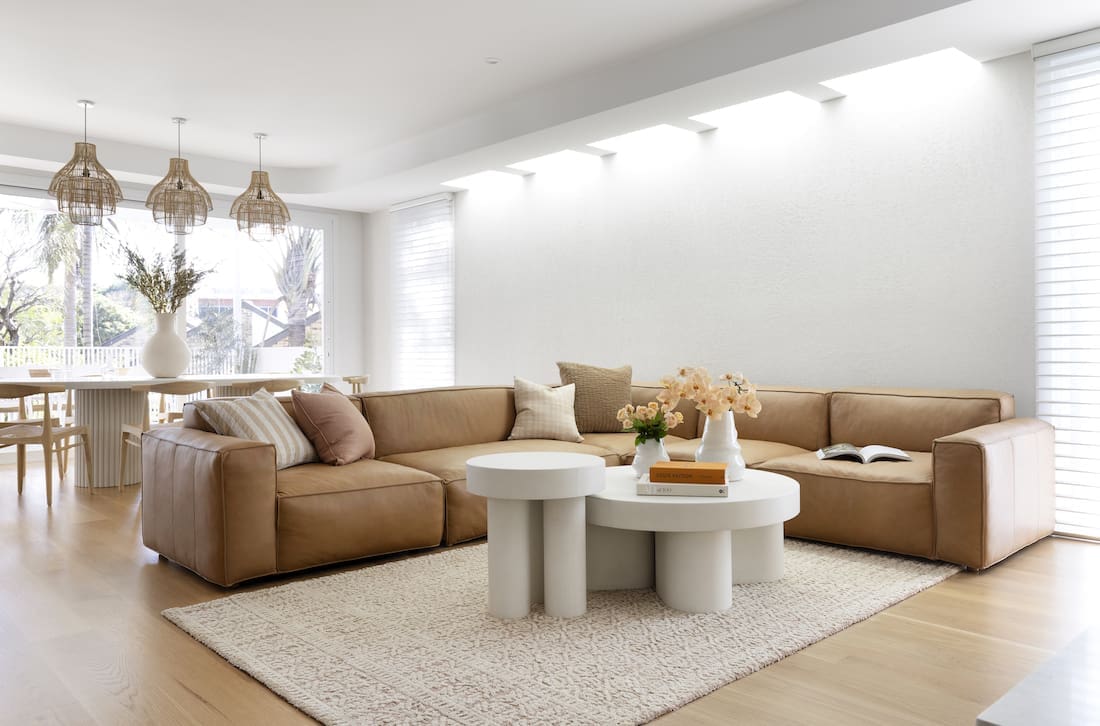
[508,377,584,443]
[193,389,318,470]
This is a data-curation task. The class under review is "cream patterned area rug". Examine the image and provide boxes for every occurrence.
[164,541,959,725]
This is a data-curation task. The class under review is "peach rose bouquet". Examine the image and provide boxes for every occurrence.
[616,401,685,445]
[658,366,762,419]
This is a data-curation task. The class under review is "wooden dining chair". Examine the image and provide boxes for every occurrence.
[118,381,213,491]
[230,378,303,396]
[0,384,92,506]
[343,375,369,394]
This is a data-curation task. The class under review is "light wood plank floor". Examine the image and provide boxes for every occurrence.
[2,459,1098,725]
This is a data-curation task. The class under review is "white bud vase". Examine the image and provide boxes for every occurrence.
[695,411,746,482]
[141,312,191,377]
[632,438,670,479]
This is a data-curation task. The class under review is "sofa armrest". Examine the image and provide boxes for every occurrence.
[932,418,1055,570]
[141,427,278,586]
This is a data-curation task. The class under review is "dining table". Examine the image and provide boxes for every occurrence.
[1,373,343,489]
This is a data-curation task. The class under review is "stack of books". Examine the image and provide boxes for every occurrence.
[636,461,729,497]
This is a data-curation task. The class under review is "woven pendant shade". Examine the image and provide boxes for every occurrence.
[147,119,212,235]
[230,170,290,241]
[146,158,213,235]
[48,101,122,227]
[231,133,290,242]
[48,141,123,226]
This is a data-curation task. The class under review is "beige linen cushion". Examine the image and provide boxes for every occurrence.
[557,361,632,433]
[193,389,318,470]
[291,387,376,465]
[508,377,584,443]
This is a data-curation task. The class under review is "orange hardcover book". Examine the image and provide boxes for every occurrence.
[649,461,727,484]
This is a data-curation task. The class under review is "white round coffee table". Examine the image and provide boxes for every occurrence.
[587,466,799,613]
[466,452,606,619]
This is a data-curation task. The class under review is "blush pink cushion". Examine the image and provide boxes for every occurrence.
[291,388,376,465]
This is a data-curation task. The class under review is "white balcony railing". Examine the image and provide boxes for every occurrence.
[0,346,238,376]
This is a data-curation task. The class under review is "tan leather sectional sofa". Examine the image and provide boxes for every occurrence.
[141,384,1054,586]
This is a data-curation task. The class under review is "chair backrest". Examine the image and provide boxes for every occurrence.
[243,379,302,394]
[0,384,64,399]
[28,368,51,378]
[343,375,369,393]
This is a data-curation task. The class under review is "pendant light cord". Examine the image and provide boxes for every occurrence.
[258,135,263,173]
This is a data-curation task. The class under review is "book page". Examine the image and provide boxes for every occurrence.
[859,445,912,463]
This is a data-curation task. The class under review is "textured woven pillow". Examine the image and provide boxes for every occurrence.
[556,361,633,433]
[193,389,318,470]
[291,387,376,465]
[508,377,584,443]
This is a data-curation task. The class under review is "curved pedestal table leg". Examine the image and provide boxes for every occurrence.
[543,496,588,618]
[486,498,542,619]
[730,523,785,584]
[655,530,733,613]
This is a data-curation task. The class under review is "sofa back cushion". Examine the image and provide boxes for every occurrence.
[829,388,1014,452]
[631,384,700,438]
[361,386,516,457]
[724,386,831,451]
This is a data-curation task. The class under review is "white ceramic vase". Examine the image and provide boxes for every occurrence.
[695,410,746,482]
[632,437,671,479]
[141,312,191,377]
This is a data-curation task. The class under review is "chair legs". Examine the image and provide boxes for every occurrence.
[16,444,25,494]
[118,433,128,492]
[82,432,93,493]
[44,444,52,507]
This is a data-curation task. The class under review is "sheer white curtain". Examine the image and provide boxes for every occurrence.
[390,194,455,390]
[1035,35,1100,539]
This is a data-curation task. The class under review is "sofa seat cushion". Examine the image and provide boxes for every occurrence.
[762,451,932,484]
[759,452,935,558]
[664,437,809,467]
[382,440,619,545]
[275,459,444,572]
[580,433,689,463]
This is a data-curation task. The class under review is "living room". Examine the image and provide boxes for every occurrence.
[2,1,1099,724]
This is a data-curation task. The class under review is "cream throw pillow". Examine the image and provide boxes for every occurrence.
[557,361,633,433]
[508,378,584,443]
[193,389,318,470]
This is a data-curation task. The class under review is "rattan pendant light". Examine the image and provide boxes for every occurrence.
[146,118,213,235]
[48,100,123,226]
[230,133,290,242]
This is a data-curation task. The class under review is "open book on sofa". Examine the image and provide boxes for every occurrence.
[816,443,912,464]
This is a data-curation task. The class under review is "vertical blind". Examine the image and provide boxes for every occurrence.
[390,194,455,390]
[1036,39,1100,540]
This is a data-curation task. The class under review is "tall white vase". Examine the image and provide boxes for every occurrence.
[695,411,746,482]
[632,438,670,479]
[141,312,190,377]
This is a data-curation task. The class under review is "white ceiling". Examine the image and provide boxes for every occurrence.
[2,0,1100,212]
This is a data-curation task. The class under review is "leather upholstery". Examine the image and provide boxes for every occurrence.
[362,387,515,457]
[382,439,619,545]
[666,437,808,467]
[762,452,935,558]
[830,388,1013,452]
[142,426,279,586]
[276,460,444,572]
[933,418,1055,569]
[718,387,831,451]
[145,383,1053,585]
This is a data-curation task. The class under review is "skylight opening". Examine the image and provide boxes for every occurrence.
[820,48,981,96]
[588,124,697,154]
[441,170,524,191]
[507,150,602,175]
[690,91,820,132]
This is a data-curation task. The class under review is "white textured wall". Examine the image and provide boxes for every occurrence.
[444,52,1035,415]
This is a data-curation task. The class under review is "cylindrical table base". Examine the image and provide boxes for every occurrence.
[731,523,785,584]
[486,498,542,619]
[656,530,733,613]
[543,496,587,618]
